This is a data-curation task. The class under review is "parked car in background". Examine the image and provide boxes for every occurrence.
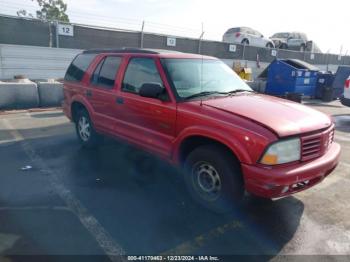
[63,48,340,213]
[341,76,350,107]
[270,32,309,51]
[223,27,274,48]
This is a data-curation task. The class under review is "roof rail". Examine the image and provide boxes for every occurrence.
[83,47,181,54]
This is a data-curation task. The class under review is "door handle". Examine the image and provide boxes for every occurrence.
[116,97,124,104]
[86,90,92,97]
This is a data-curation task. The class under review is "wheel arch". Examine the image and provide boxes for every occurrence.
[241,38,250,45]
[174,132,252,166]
[70,96,94,123]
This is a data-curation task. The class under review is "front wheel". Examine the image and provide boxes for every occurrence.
[75,109,101,148]
[184,144,244,213]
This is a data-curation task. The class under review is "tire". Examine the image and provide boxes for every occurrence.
[280,43,288,49]
[241,39,249,45]
[184,144,244,213]
[266,42,274,49]
[75,109,101,149]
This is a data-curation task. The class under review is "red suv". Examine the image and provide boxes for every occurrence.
[63,48,340,212]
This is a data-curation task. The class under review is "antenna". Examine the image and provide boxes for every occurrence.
[199,22,204,106]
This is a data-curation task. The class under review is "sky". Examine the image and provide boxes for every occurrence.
[1,0,349,54]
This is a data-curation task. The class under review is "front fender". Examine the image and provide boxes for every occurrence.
[172,126,253,165]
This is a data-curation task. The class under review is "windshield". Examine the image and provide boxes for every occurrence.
[162,58,252,99]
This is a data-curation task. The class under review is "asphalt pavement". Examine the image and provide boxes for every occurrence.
[0,100,349,262]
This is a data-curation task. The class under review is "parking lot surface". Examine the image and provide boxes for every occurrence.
[0,100,349,261]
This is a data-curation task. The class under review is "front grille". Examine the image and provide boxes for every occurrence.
[301,126,334,162]
[301,134,322,161]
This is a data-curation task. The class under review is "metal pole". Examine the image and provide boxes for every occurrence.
[242,43,246,66]
[344,50,348,65]
[48,21,53,47]
[198,23,204,54]
[140,21,145,48]
[55,21,59,48]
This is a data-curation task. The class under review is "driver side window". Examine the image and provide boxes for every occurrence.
[122,58,164,94]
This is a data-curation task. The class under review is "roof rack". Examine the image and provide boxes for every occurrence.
[83,48,181,55]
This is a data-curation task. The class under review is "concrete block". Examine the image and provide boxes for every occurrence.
[0,79,39,109]
[37,80,64,107]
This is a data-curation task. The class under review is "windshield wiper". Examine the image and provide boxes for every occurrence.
[184,89,254,100]
[184,91,227,100]
[226,89,254,94]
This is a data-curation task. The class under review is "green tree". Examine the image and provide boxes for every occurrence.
[17,0,69,22]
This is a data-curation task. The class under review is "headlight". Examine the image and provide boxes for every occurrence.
[260,138,301,165]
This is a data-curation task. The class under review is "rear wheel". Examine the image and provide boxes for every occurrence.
[184,144,244,213]
[266,42,274,49]
[280,43,288,49]
[75,109,101,148]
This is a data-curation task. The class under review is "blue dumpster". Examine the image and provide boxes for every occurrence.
[265,59,319,97]
[316,72,335,99]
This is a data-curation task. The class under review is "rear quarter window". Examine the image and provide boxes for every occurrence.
[225,28,240,34]
[65,53,97,82]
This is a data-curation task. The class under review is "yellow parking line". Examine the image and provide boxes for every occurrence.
[160,220,243,255]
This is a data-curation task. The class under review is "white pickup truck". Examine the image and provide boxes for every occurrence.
[341,76,350,107]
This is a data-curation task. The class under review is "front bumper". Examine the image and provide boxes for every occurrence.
[242,142,341,198]
[340,96,350,107]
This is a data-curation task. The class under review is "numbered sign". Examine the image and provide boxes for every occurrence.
[167,37,176,47]
[271,49,277,57]
[229,44,236,52]
[310,53,315,60]
[58,24,74,37]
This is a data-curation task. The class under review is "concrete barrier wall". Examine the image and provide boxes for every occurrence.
[0,44,82,79]
[0,79,64,110]
[37,81,64,107]
[0,80,39,109]
[0,44,343,81]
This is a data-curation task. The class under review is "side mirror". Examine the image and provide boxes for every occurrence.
[139,83,164,99]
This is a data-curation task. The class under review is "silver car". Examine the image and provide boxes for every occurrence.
[270,32,309,51]
[222,27,275,48]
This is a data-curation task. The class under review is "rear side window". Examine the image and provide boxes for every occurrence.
[65,54,97,82]
[91,56,121,89]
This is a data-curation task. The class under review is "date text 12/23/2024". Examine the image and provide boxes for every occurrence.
[127,256,220,261]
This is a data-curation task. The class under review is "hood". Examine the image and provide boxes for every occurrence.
[202,94,332,137]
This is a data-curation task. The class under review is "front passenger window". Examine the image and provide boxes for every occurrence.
[122,58,163,94]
